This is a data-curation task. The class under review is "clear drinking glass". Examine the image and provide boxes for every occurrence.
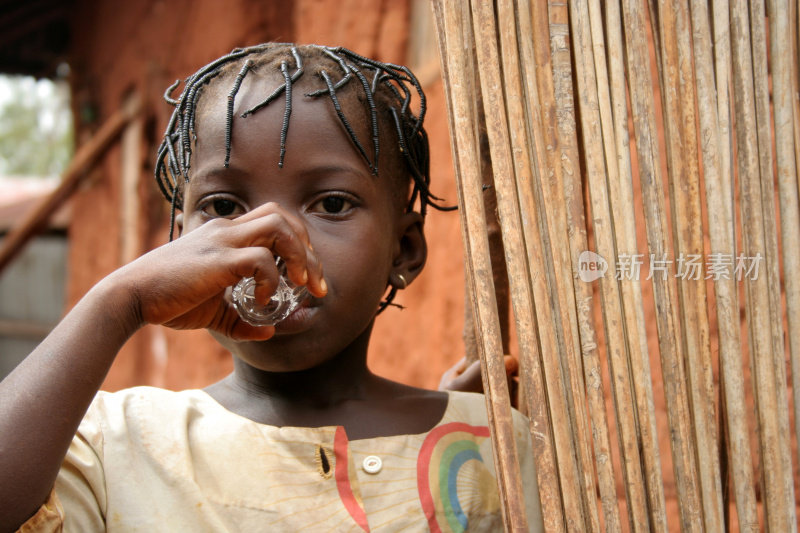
[232,257,310,327]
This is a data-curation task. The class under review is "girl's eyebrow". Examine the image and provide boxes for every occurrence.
[191,163,372,188]
[297,164,372,180]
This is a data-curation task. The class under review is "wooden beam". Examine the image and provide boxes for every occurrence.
[0,94,141,275]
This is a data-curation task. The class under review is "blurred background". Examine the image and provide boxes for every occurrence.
[0,0,467,391]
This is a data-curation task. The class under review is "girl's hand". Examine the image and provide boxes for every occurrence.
[438,355,519,407]
[107,202,326,340]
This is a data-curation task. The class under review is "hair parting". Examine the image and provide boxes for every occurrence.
[241,46,303,118]
[319,69,373,173]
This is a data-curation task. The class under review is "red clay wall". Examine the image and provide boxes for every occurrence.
[65,0,465,392]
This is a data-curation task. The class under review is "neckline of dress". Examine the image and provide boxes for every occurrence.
[192,388,458,442]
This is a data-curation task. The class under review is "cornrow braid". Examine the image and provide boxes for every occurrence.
[224,59,254,168]
[154,43,455,306]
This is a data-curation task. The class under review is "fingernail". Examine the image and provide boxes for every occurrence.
[301,269,308,284]
[320,278,328,294]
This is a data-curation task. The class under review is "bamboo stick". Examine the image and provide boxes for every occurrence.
[462,92,512,364]
[689,0,759,528]
[730,0,795,528]
[508,0,600,529]
[430,1,534,530]
[0,94,142,274]
[795,1,800,180]
[712,0,737,250]
[545,4,624,531]
[707,6,745,525]
[595,0,670,529]
[619,0,704,529]
[768,0,800,526]
[434,1,799,530]
[570,1,654,531]
[795,0,800,180]
[469,0,586,528]
[747,6,797,527]
[652,1,724,529]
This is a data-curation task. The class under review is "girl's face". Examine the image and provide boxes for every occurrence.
[181,73,426,372]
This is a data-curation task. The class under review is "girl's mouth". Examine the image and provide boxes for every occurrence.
[272,297,320,333]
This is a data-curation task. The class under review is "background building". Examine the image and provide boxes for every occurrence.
[0,0,466,390]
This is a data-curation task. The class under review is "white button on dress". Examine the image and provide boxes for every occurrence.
[362,455,382,474]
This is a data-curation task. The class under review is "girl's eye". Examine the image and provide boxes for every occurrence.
[313,194,355,215]
[201,197,242,218]
[322,196,347,213]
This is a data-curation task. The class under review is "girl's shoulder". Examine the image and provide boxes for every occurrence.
[83,386,233,443]
[89,386,211,419]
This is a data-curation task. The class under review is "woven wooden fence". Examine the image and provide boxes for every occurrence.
[431,0,800,530]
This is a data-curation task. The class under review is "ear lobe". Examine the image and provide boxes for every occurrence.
[391,212,427,288]
[175,213,184,236]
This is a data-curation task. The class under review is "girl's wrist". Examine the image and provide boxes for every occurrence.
[86,271,146,341]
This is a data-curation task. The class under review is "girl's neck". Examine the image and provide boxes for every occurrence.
[205,328,380,426]
[229,350,373,408]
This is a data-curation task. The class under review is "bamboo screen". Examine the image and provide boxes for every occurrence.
[430,0,800,531]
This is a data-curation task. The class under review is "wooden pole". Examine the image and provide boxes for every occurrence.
[120,92,145,265]
[431,1,534,529]
[747,5,797,525]
[0,94,142,275]
[432,1,799,529]
[594,0,671,528]
[795,0,800,179]
[652,1,724,529]
[503,0,599,528]
[690,0,759,527]
[619,0,704,529]
[730,0,796,528]
[570,1,654,530]
[470,0,585,528]
[545,2,624,530]
[767,0,800,525]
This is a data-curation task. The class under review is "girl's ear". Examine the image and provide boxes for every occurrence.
[390,211,427,290]
[175,213,184,237]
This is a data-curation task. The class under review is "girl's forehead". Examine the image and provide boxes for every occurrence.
[196,74,369,160]
[192,83,387,184]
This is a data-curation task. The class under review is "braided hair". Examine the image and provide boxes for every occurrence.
[154,43,453,310]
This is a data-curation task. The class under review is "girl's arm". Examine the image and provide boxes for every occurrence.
[0,277,141,530]
[0,203,325,531]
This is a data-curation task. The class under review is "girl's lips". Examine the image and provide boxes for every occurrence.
[272,298,320,333]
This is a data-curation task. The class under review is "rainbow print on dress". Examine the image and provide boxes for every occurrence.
[417,422,503,533]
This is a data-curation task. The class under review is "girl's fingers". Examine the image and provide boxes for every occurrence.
[302,246,326,298]
[148,202,325,331]
[439,357,482,392]
[438,355,519,394]
[226,207,325,297]
[228,247,280,304]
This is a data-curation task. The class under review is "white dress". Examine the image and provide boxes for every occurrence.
[19,387,542,532]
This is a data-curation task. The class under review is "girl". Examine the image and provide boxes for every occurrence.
[2,43,542,532]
